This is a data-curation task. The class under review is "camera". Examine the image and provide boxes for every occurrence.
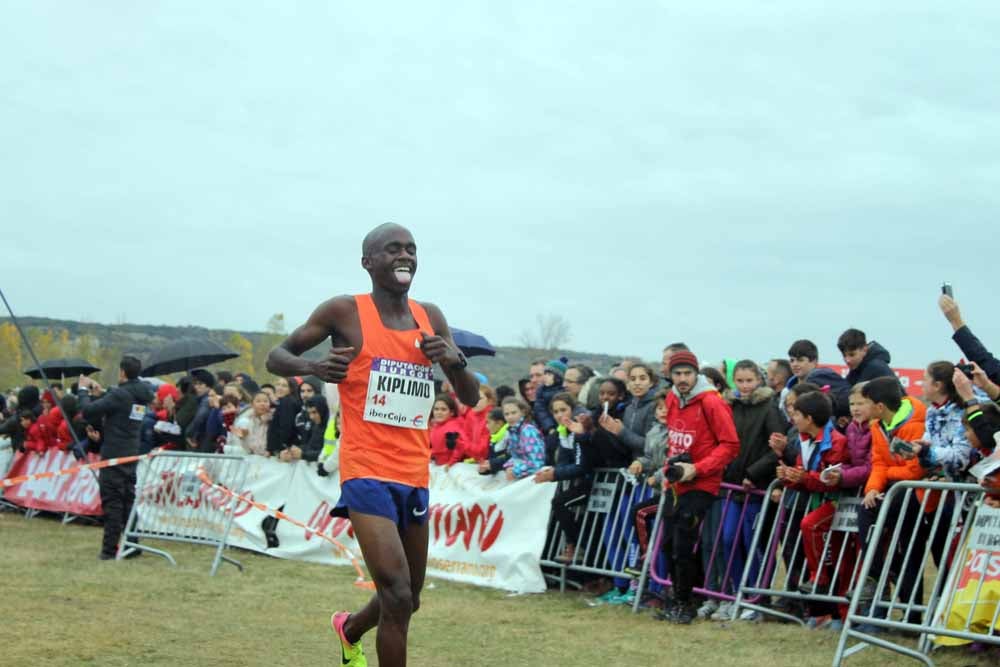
[665,452,693,483]
[445,431,459,450]
[956,363,975,380]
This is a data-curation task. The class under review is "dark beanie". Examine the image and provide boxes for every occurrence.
[190,369,216,387]
[668,350,700,372]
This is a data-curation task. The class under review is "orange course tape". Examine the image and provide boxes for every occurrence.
[1,451,157,488]
[194,467,375,590]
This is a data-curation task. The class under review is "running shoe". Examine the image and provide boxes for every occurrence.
[331,612,367,667]
[711,601,736,621]
[696,598,719,619]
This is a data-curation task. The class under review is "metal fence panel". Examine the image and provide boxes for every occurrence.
[122,451,249,575]
[832,481,997,666]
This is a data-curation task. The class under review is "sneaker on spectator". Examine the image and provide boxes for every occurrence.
[806,614,833,630]
[616,590,637,606]
[711,601,736,621]
[654,602,677,622]
[739,608,763,622]
[589,588,624,606]
[797,575,830,594]
[696,599,719,619]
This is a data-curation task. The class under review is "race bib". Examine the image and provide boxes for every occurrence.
[364,357,434,430]
[129,404,147,422]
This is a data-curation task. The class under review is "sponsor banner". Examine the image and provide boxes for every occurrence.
[2,449,102,515]
[0,438,13,478]
[176,456,555,592]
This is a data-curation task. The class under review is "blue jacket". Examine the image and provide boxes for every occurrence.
[533,382,564,434]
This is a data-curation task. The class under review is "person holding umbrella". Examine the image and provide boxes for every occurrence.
[77,355,154,560]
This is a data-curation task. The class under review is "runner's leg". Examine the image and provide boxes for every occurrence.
[343,511,413,667]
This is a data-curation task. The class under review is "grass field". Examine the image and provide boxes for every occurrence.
[2,512,995,667]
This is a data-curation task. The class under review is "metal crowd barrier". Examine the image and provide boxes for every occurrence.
[121,451,249,576]
[732,479,864,625]
[632,482,771,614]
[833,480,997,666]
[538,467,653,591]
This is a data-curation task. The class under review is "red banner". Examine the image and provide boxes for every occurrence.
[2,449,103,515]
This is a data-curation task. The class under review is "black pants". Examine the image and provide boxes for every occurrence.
[99,463,137,557]
[660,489,714,604]
[551,481,590,546]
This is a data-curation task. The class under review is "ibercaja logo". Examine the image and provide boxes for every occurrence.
[412,414,425,428]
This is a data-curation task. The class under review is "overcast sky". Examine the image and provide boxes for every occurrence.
[3,2,999,370]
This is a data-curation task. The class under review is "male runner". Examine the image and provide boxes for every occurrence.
[267,223,479,667]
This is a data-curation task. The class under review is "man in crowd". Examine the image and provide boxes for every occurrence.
[939,293,1000,383]
[184,369,216,451]
[661,343,689,387]
[77,355,153,560]
[526,359,546,403]
[657,350,740,624]
[564,364,600,410]
[838,328,895,386]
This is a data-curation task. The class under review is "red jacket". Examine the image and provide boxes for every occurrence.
[430,417,469,465]
[664,377,740,496]
[461,407,491,460]
[787,423,850,493]
[42,407,68,449]
[23,422,49,453]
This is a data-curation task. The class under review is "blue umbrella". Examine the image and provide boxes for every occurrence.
[451,328,495,358]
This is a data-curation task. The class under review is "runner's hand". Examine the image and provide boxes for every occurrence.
[311,347,355,383]
[419,332,461,368]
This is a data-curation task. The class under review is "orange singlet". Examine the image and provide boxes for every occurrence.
[338,294,436,488]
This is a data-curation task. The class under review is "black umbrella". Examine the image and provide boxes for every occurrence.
[24,358,101,380]
[451,328,496,358]
[141,338,239,377]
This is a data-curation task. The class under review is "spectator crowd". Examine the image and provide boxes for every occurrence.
[2,294,999,632]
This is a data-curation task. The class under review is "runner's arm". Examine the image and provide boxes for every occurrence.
[422,303,480,407]
[267,297,353,379]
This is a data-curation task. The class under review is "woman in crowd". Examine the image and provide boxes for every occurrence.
[534,392,592,564]
[230,391,273,457]
[430,393,469,466]
[267,377,302,461]
[577,378,631,469]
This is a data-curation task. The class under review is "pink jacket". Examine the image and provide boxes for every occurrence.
[840,420,872,490]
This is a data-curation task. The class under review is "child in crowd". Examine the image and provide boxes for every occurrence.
[779,391,849,599]
[479,407,510,475]
[500,397,546,480]
[429,393,469,466]
[463,385,497,461]
[534,392,592,563]
[218,395,242,448]
[709,361,785,621]
[600,364,659,459]
[20,410,48,453]
[533,358,568,435]
[628,389,669,570]
[577,378,632,469]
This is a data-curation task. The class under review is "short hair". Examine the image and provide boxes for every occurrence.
[260,383,275,392]
[837,329,867,353]
[654,388,669,403]
[788,381,821,399]
[849,381,869,397]
[220,395,240,408]
[795,391,833,427]
[362,223,410,257]
[548,391,578,411]
[733,359,763,380]
[487,407,505,422]
[701,367,729,392]
[628,363,659,386]
[567,364,595,382]
[861,376,903,412]
[664,343,689,353]
[215,371,234,384]
[530,358,547,369]
[500,396,532,419]
[51,382,63,391]
[788,340,818,362]
[769,359,793,381]
[495,385,516,403]
[19,409,36,422]
[120,356,142,380]
[434,393,459,418]
[479,385,497,406]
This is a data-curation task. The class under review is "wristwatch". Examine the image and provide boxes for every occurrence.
[965,398,980,408]
[447,351,468,371]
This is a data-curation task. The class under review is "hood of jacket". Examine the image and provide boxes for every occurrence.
[865,341,891,366]
[123,380,155,405]
[672,374,716,408]
[724,385,774,407]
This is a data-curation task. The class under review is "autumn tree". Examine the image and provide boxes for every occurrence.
[518,314,572,351]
